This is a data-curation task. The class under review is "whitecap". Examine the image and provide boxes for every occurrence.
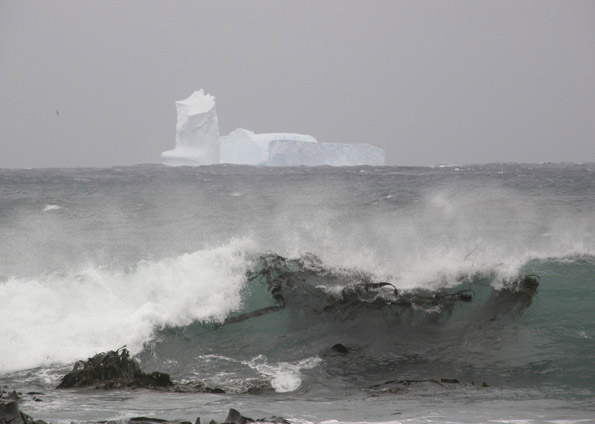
[42,204,61,212]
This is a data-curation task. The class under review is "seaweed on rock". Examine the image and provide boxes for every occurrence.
[218,253,540,327]
[57,347,173,389]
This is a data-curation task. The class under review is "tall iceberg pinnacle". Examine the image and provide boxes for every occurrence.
[161,89,220,166]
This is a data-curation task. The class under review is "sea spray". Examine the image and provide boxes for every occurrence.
[267,183,595,290]
[0,238,255,372]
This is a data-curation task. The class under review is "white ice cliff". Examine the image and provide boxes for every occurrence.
[161,90,385,167]
[161,90,220,166]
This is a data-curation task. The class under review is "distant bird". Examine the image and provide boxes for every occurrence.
[56,109,59,117]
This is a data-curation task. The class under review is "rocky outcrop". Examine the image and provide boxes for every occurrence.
[57,347,173,390]
[56,348,270,394]
[0,400,47,424]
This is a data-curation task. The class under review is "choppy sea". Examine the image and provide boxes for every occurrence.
[1,163,594,423]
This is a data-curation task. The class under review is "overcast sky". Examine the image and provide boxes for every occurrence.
[1,1,594,167]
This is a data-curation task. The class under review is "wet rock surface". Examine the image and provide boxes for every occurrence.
[56,348,272,394]
[1,400,289,424]
[0,399,48,424]
[57,348,173,390]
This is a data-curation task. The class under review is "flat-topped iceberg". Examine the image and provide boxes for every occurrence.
[161,89,220,166]
[161,89,385,166]
[220,129,317,165]
[269,140,385,167]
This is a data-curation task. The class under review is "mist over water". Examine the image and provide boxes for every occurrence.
[1,164,594,422]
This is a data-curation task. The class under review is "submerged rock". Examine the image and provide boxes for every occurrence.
[320,343,351,358]
[57,347,173,390]
[330,344,349,354]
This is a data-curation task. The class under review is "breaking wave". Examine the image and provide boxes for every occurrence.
[1,235,594,375]
[0,238,254,372]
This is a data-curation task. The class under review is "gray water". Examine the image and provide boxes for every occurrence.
[1,164,594,423]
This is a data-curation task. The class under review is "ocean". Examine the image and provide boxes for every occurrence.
[1,163,594,423]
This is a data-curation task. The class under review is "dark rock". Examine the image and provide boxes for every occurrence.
[0,400,46,424]
[243,382,274,395]
[147,372,174,387]
[224,409,254,424]
[0,401,23,424]
[57,347,173,390]
[222,410,290,424]
[173,379,271,394]
[520,275,540,291]
[330,344,349,354]
[255,418,290,424]
[172,381,228,394]
[130,418,169,423]
[458,292,473,302]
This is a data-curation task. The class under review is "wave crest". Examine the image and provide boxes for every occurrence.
[0,238,254,373]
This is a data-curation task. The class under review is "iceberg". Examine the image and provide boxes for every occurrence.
[268,140,385,166]
[220,129,317,165]
[162,89,386,167]
[161,89,220,166]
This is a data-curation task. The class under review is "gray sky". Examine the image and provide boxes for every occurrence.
[1,0,594,167]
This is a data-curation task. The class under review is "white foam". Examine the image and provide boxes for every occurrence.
[42,204,61,212]
[577,330,591,339]
[244,355,322,393]
[0,238,254,373]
